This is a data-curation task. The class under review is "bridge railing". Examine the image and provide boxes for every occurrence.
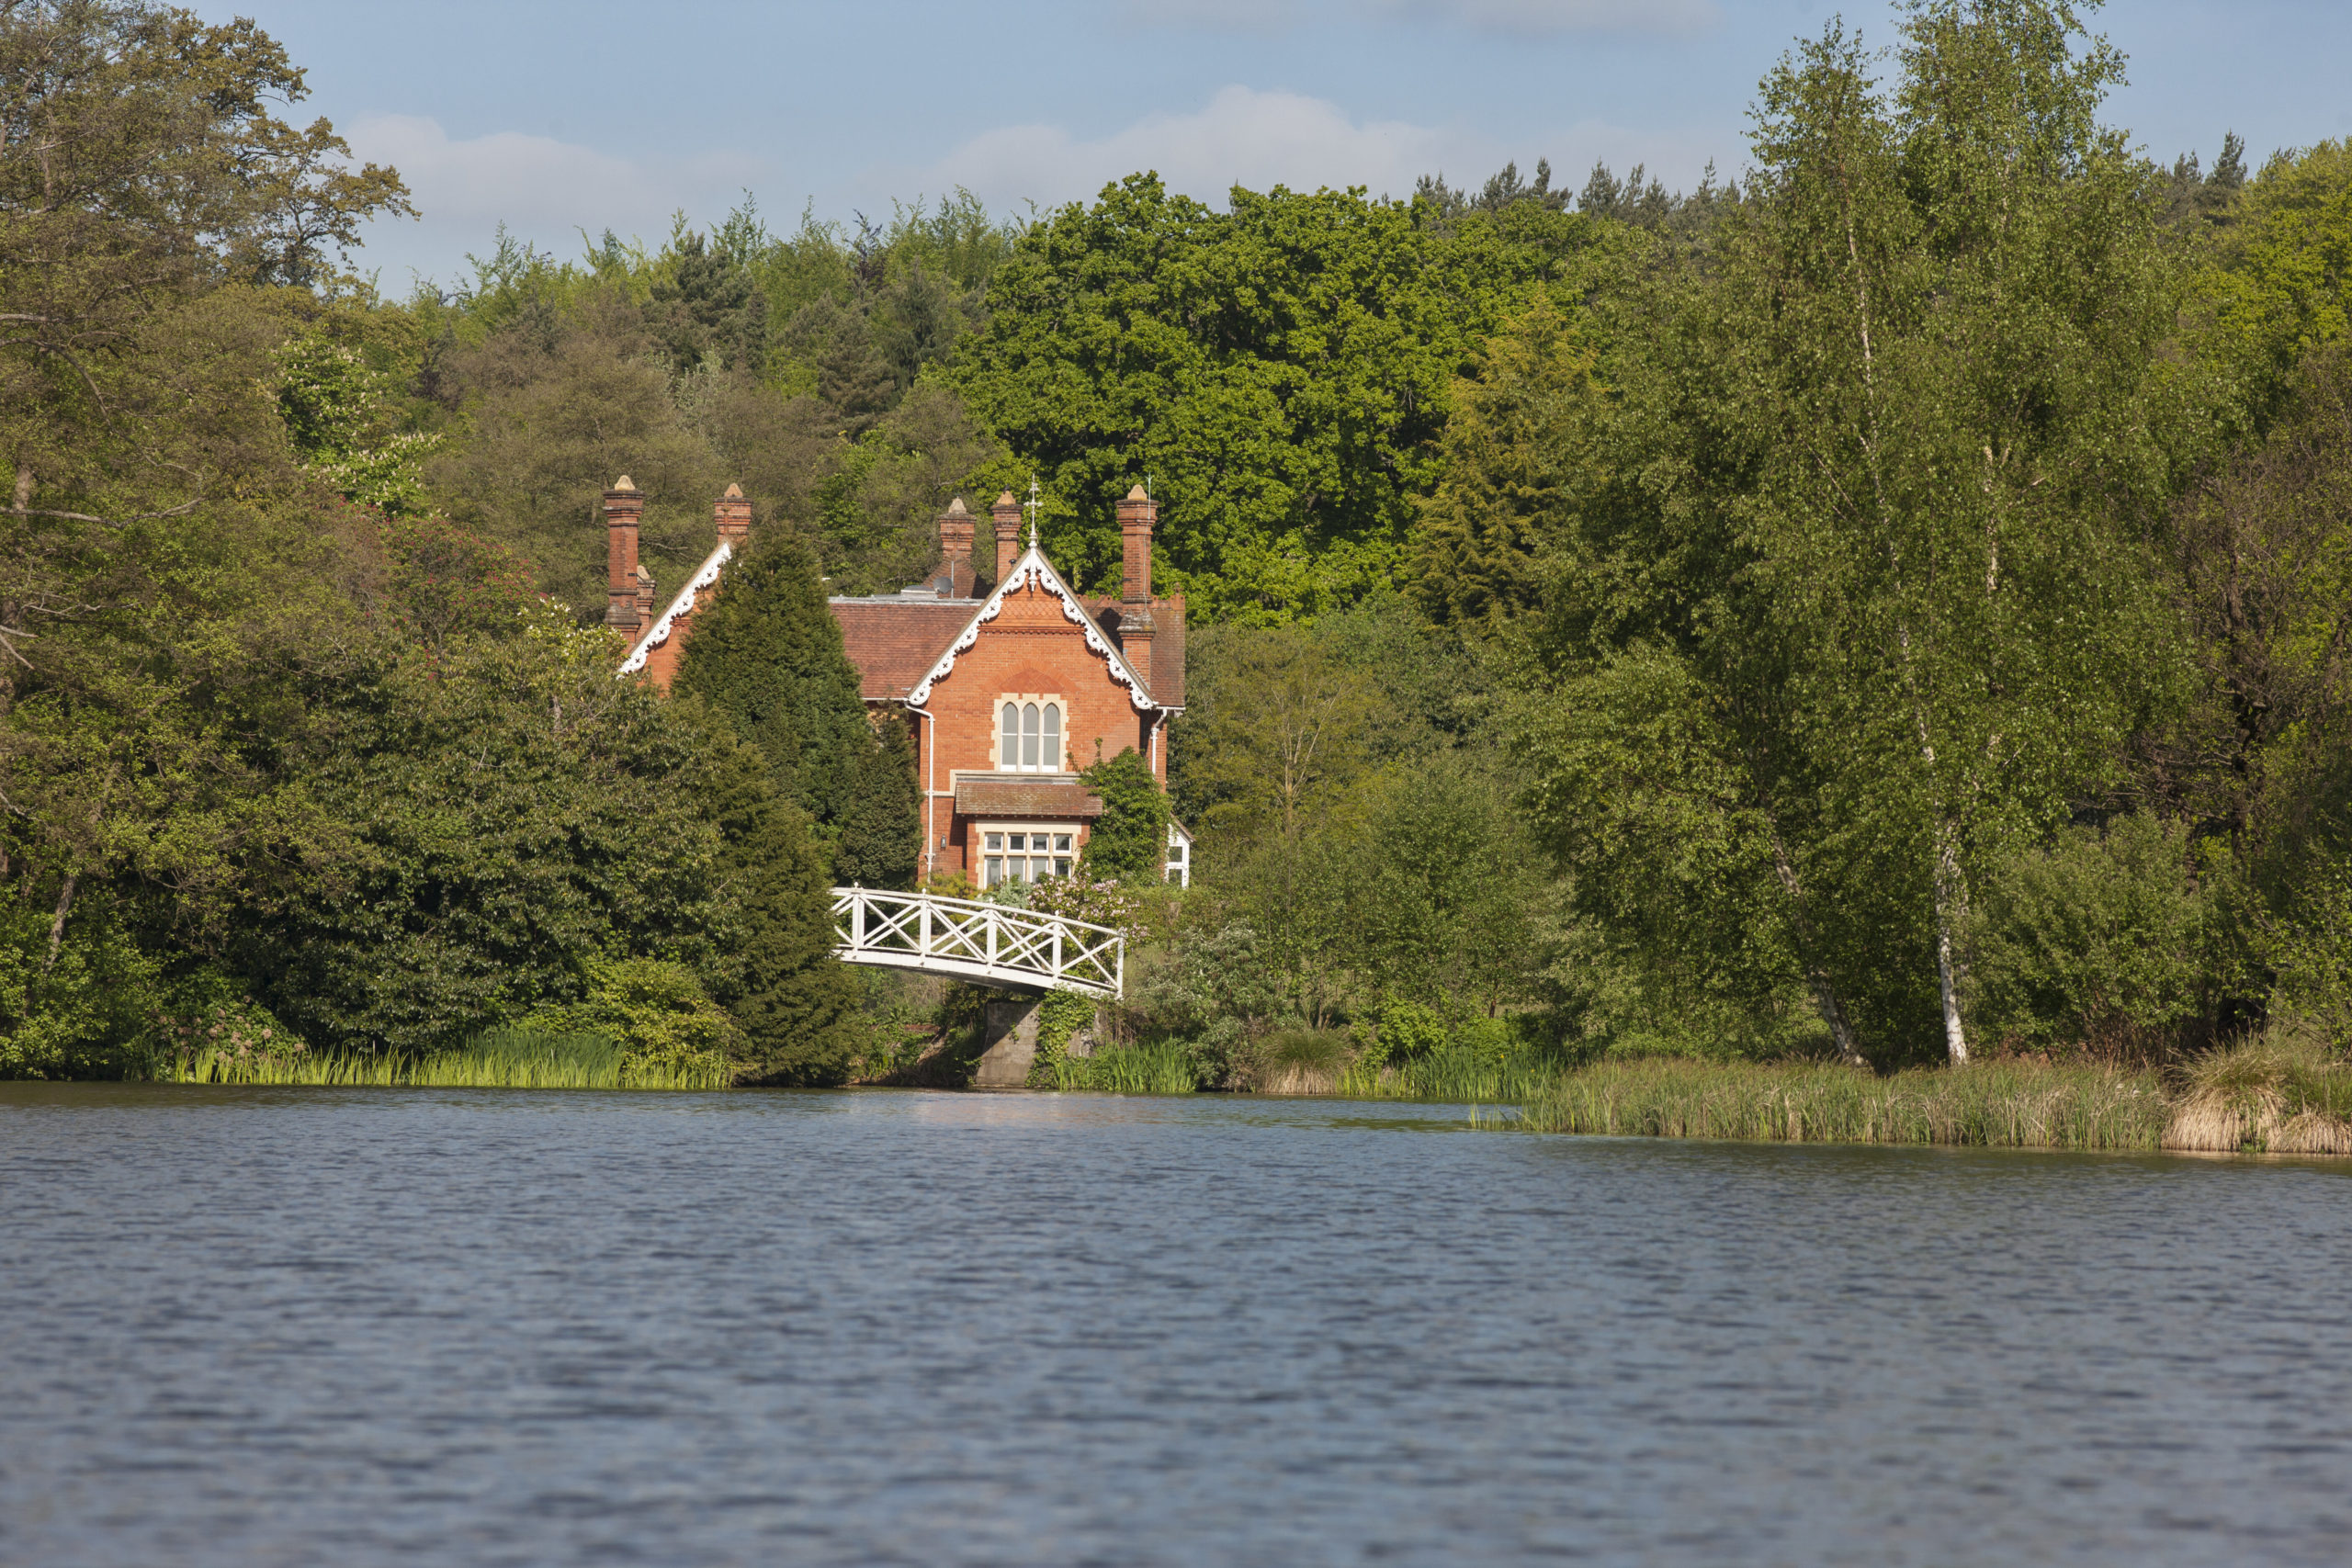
[831,886,1125,998]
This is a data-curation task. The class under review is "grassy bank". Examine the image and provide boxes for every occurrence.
[165,1029,733,1091]
[1504,1058,2170,1150]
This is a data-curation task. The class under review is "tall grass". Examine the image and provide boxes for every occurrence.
[1508,1058,2168,1151]
[167,1028,732,1091]
[1049,1042,1197,1095]
[2164,1027,2352,1153]
[1332,1048,1570,1105]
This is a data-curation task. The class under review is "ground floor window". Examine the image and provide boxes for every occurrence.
[980,824,1076,886]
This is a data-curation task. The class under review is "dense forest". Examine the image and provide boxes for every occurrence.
[3,0,2346,1083]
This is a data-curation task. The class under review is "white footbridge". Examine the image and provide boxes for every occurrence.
[831,887,1124,998]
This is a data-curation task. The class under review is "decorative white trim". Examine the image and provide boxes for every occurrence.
[618,540,732,676]
[905,546,1159,712]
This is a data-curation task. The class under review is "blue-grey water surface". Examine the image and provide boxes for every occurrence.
[3,1084,2348,1566]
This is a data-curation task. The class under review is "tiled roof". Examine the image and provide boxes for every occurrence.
[828,581,1189,708]
[1080,595,1188,709]
[828,597,975,701]
[954,776,1106,819]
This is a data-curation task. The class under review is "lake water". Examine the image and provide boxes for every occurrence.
[3,1085,2348,1566]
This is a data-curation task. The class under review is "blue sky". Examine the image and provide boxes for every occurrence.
[217,0,2352,293]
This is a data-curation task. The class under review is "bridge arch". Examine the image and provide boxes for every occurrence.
[831,887,1124,998]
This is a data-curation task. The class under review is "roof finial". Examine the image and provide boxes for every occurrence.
[1024,478,1041,550]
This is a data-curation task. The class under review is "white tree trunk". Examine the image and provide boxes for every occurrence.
[1931,826,1970,1065]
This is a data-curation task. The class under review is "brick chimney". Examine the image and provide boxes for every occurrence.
[1116,483,1156,692]
[937,497,977,597]
[605,476,643,633]
[991,491,1022,582]
[634,563,656,627]
[715,481,751,546]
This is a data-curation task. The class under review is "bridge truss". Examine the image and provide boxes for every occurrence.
[831,887,1124,998]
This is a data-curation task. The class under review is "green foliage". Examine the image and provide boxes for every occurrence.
[1516,1,2191,1065]
[692,721,860,1083]
[1510,1058,2169,1150]
[1048,1041,1198,1095]
[832,711,922,889]
[2271,859,2352,1049]
[524,956,741,1077]
[955,175,1625,616]
[648,229,767,376]
[0,895,161,1079]
[2206,139,2352,423]
[1077,747,1168,881]
[276,333,439,513]
[1024,988,1102,1086]
[230,604,735,1053]
[674,527,920,886]
[1966,814,2223,1058]
[1411,296,1602,626]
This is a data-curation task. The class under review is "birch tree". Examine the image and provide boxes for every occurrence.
[1520,0,2183,1063]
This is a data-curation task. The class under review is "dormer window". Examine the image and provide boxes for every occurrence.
[1000,699,1062,773]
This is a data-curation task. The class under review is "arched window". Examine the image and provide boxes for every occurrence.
[1042,704,1060,772]
[1021,703,1040,769]
[1001,703,1019,769]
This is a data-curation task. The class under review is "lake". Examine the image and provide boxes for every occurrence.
[3,1084,2347,1565]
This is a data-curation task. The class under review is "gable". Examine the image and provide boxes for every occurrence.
[906,548,1160,713]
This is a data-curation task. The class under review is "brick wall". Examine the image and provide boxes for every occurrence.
[910,576,1166,877]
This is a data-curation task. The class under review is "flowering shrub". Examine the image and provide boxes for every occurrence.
[158,998,307,1067]
[1027,876,1148,933]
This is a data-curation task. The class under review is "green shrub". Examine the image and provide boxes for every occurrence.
[526,957,741,1079]
[1967,813,2222,1058]
[1078,747,1170,882]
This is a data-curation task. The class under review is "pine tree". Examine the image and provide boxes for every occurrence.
[649,231,767,375]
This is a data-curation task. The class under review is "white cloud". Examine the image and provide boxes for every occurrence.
[908,85,1720,215]
[345,115,766,285]
[919,85,1493,209]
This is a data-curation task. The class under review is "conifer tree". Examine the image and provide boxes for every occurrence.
[692,719,860,1083]
[674,528,921,888]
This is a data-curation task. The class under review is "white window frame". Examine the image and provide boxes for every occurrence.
[977,820,1080,887]
[993,693,1067,774]
[1165,819,1193,888]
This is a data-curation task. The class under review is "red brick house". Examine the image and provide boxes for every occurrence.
[606,479,1190,887]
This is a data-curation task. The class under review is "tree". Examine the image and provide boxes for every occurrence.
[232,606,737,1053]
[648,229,767,376]
[2205,138,2352,428]
[673,526,921,886]
[1078,747,1169,881]
[1412,296,1602,626]
[955,175,1623,618]
[1516,1,2188,1065]
[691,713,860,1081]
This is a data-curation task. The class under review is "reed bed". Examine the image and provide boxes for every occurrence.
[1049,1042,1198,1096]
[168,1028,733,1091]
[1332,1050,1572,1106]
[1508,1058,2169,1151]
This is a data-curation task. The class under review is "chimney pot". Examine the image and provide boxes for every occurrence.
[1116,484,1156,605]
[605,479,646,633]
[990,491,1023,584]
[937,497,978,598]
[714,481,752,546]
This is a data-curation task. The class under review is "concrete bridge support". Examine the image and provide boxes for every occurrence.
[975,997,1042,1089]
